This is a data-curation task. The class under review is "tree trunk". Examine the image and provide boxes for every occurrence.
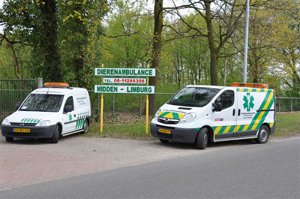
[204,1,218,85]
[149,0,163,115]
[39,0,62,82]
[73,3,87,87]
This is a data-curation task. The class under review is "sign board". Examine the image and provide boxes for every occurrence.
[103,78,146,84]
[94,85,155,94]
[95,68,156,77]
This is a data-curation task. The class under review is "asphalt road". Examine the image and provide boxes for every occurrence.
[1,137,300,199]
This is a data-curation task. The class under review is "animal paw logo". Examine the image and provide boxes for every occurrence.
[243,93,254,112]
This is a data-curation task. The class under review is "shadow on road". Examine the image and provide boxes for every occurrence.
[0,133,81,145]
[148,138,256,150]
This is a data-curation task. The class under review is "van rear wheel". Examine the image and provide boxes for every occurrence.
[196,128,208,150]
[256,125,270,144]
[81,120,89,134]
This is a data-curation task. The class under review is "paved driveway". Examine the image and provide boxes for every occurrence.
[1,135,298,192]
[0,135,203,190]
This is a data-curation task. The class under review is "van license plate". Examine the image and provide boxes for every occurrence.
[13,128,31,133]
[159,128,171,134]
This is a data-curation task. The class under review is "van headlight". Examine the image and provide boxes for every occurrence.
[180,112,197,123]
[36,120,51,127]
[154,109,162,119]
[2,119,11,125]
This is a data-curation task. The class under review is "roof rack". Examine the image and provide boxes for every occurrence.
[231,82,269,89]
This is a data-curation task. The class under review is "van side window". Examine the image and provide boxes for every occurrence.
[64,96,74,113]
[218,90,234,110]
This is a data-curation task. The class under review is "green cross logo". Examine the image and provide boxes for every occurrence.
[68,113,73,121]
[243,93,254,112]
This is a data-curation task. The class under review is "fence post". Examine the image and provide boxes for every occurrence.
[291,98,293,112]
[38,78,43,88]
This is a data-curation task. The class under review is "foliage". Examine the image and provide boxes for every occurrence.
[0,0,299,98]
[102,0,153,68]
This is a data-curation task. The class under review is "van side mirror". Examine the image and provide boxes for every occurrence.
[64,105,73,113]
[15,101,22,110]
[212,101,222,112]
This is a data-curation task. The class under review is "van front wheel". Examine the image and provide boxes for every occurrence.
[256,125,270,144]
[51,125,59,144]
[159,139,169,144]
[6,137,13,142]
[196,128,208,150]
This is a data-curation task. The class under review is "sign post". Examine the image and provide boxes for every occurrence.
[145,77,149,135]
[94,67,156,135]
[100,64,104,135]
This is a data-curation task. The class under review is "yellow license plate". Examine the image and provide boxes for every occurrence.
[159,128,172,134]
[13,128,31,133]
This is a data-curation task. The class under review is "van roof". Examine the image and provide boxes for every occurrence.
[31,87,87,95]
[186,85,225,89]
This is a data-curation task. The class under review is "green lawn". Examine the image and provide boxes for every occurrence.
[85,112,300,139]
[274,112,300,137]
[85,120,150,139]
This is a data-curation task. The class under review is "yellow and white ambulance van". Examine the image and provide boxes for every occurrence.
[151,83,275,149]
[1,82,91,143]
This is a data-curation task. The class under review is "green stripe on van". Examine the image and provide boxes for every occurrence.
[248,90,272,130]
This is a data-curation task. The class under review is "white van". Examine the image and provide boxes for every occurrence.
[151,83,275,149]
[1,82,91,143]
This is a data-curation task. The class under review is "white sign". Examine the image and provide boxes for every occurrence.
[94,85,155,94]
[95,68,156,77]
[103,78,146,84]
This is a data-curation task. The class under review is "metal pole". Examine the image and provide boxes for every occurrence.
[243,0,250,83]
[37,78,43,88]
[100,64,104,135]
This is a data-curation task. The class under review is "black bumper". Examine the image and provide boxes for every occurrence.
[151,123,198,143]
[270,123,276,135]
[1,125,56,139]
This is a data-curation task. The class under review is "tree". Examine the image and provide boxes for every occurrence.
[38,0,62,81]
[102,0,152,68]
[0,0,62,81]
[165,0,246,85]
[149,0,163,114]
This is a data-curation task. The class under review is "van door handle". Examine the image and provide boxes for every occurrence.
[74,114,76,117]
[233,109,236,116]
[238,109,241,116]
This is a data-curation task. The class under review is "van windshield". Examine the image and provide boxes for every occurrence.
[168,87,220,107]
[19,94,64,112]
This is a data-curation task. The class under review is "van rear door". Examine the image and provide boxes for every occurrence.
[235,88,274,138]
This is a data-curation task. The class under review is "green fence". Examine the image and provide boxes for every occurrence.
[88,91,174,122]
[276,97,300,112]
[0,79,38,122]
[88,91,300,122]
[1,82,299,123]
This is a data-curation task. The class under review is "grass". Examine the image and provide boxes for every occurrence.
[85,120,151,139]
[85,112,300,139]
[274,112,300,137]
